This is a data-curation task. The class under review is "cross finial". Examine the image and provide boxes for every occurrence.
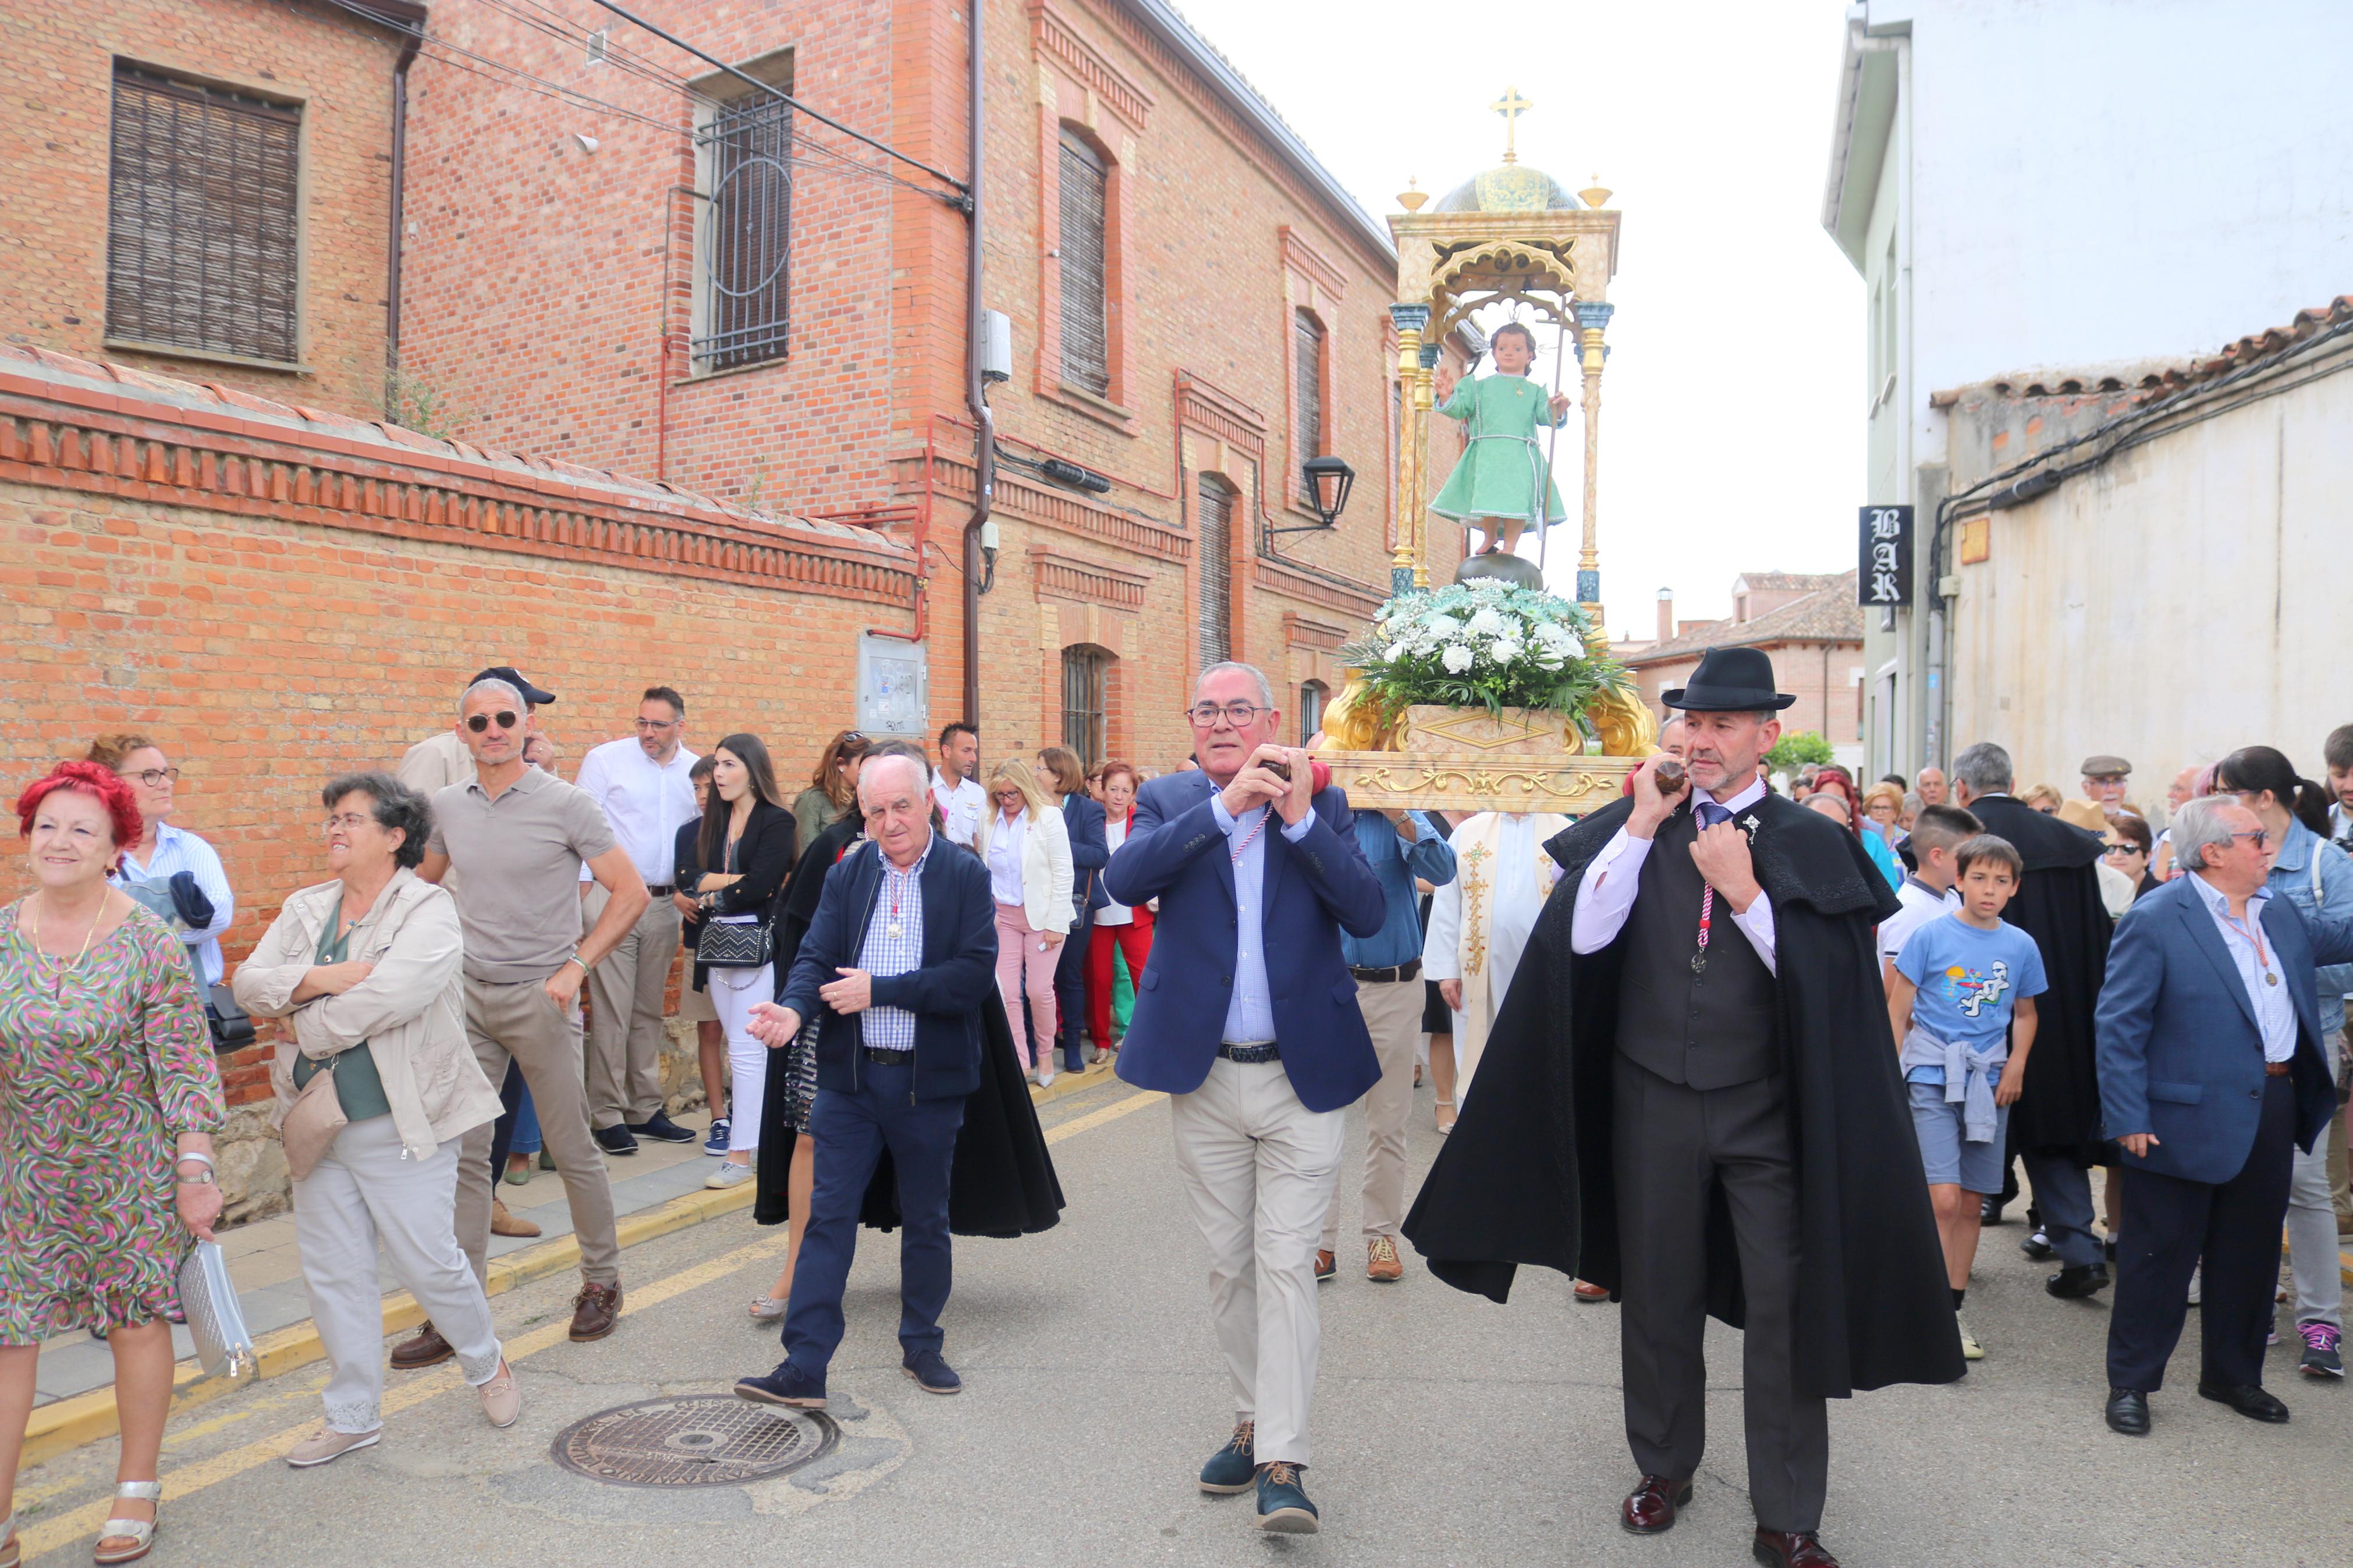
[1490,86,1532,164]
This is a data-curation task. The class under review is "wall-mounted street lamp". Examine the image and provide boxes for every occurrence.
[1270,453,1357,538]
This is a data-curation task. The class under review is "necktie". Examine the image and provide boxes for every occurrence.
[1691,799,1729,973]
[1696,800,1730,829]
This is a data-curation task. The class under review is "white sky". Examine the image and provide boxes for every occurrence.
[1170,0,1864,631]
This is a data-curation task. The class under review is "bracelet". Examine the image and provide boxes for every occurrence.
[569,954,590,973]
[175,1151,215,1171]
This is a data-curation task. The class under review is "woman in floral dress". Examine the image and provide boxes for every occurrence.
[0,761,225,1567]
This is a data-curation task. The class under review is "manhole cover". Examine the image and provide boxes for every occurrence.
[551,1395,839,1488]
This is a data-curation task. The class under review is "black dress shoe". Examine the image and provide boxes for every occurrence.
[1979,1197,2005,1225]
[2020,1228,2056,1261]
[2198,1380,2290,1423]
[2105,1388,2150,1436]
[2047,1264,2108,1299]
[593,1123,640,1156]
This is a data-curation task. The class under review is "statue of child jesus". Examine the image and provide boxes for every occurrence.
[1429,321,1571,557]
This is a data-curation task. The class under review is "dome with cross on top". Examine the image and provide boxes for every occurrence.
[1430,87,1584,213]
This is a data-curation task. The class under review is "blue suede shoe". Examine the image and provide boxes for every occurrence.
[1254,1460,1319,1534]
[902,1349,962,1395]
[1197,1420,1255,1494]
[734,1362,826,1409]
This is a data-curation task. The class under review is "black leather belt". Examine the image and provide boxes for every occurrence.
[647,884,675,897]
[861,1046,914,1065]
[1217,1041,1281,1064]
[1350,961,1420,983]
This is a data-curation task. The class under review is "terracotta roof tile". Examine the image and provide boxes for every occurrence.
[1627,570,1862,664]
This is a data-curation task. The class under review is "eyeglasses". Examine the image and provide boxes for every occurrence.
[323,812,375,832]
[118,767,181,788]
[464,710,521,734]
[633,717,677,733]
[2230,829,2271,848]
[1186,702,1262,728]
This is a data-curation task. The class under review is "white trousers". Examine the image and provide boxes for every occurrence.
[292,1117,502,1434]
[708,961,774,1153]
[1169,1057,1344,1467]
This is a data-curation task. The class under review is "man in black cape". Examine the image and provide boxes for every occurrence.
[1950,742,2113,1295]
[1404,648,1961,1568]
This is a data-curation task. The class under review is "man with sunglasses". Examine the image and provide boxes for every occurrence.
[2098,797,2353,1435]
[411,676,651,1351]
[1105,662,1386,1536]
[398,664,555,795]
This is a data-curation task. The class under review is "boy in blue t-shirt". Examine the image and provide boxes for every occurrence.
[1885,833,2046,1361]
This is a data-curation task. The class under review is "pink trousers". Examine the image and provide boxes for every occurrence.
[994,901,1060,1070]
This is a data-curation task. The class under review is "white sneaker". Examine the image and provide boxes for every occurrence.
[705,1161,754,1190]
[1958,1321,1986,1361]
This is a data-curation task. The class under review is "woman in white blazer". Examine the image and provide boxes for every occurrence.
[975,759,1073,1083]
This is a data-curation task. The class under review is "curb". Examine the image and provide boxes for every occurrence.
[22,1180,758,1468]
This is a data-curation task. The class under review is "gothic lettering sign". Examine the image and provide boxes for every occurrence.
[1857,505,1913,607]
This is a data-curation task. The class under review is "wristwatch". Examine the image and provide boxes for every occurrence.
[175,1165,216,1186]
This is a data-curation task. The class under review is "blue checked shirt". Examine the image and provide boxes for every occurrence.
[112,822,235,985]
[854,837,934,1051]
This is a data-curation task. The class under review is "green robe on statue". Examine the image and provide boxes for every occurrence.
[1429,372,1567,529]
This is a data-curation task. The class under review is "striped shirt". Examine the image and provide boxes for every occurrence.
[113,822,234,986]
[855,837,935,1051]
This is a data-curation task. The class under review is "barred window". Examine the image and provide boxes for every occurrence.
[1061,646,1109,765]
[695,91,793,372]
[1294,310,1325,504]
[1059,131,1109,396]
[1197,475,1234,669]
[1299,681,1328,746]
[107,66,301,364]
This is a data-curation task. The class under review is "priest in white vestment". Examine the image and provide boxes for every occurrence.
[1422,809,1568,1108]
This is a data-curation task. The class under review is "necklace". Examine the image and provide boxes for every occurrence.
[2217,906,2281,986]
[1229,806,1272,865]
[887,872,906,940]
[26,893,102,996]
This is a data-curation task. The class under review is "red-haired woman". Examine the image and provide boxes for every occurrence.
[0,762,226,1565]
[1084,760,1155,1066]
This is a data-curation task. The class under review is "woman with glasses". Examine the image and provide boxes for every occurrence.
[792,730,869,853]
[88,735,234,998]
[691,735,798,1190]
[975,759,1073,1085]
[2213,745,2353,1378]
[0,762,225,1566]
[234,773,517,1468]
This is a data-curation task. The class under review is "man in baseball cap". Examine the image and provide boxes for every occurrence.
[398,666,558,795]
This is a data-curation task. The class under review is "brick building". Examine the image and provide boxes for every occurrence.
[390,0,1450,767]
[1626,571,1865,767]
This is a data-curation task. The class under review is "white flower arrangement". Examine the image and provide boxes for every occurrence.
[1337,579,1632,727]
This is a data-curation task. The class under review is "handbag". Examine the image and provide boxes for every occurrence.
[279,1053,350,1182]
[175,1239,257,1380]
[205,982,256,1053]
[695,916,773,969]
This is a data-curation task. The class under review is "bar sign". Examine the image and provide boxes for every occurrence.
[1858,505,1912,607]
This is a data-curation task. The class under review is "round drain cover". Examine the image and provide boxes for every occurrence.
[551,1395,839,1488]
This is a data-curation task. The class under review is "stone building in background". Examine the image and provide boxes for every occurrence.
[1624,571,1864,770]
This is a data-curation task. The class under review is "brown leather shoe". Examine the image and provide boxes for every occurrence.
[1574,1279,1611,1303]
[390,1321,453,1370]
[1313,1249,1335,1282]
[1367,1236,1404,1282]
[1620,1474,1692,1534]
[490,1198,541,1239]
[569,1281,622,1342]
[1752,1528,1840,1567]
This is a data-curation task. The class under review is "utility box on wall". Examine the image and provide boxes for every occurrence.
[857,632,929,737]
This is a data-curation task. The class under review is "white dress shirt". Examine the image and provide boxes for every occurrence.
[573,737,700,888]
[1571,774,1779,975]
[2188,873,2299,1062]
[933,770,985,848]
[985,809,1028,904]
[113,821,235,986]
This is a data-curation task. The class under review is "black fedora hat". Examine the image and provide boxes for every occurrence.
[1662,646,1796,712]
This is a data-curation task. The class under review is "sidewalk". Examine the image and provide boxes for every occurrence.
[25,1064,1111,1464]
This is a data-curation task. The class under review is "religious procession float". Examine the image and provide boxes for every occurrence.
[1314,91,1656,816]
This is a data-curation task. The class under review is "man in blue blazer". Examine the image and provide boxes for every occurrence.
[1105,661,1385,1536]
[733,752,997,1410]
[2096,797,2353,1436]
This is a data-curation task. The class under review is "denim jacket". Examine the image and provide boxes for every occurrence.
[2266,817,2353,1039]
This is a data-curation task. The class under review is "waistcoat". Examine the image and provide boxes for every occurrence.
[1614,806,1780,1089]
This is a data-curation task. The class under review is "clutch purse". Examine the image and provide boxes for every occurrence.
[696,916,773,969]
[176,1239,257,1380]
[279,1054,349,1182]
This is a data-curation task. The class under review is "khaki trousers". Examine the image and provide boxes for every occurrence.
[1322,977,1424,1250]
[1169,1057,1344,1468]
[585,889,682,1129]
[456,972,622,1287]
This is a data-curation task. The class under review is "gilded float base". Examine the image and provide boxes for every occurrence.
[1319,750,1637,815]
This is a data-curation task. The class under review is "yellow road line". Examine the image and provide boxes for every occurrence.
[1044,1089,1167,1144]
[20,1232,789,1561]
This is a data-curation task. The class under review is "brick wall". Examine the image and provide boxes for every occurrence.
[0,343,914,1137]
[2,0,406,421]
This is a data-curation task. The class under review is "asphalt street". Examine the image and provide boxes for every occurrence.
[15,1071,2351,1567]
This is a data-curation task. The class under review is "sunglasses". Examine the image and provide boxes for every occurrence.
[465,710,521,734]
[2102,841,2144,856]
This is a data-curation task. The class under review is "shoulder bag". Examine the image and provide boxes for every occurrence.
[279,1052,349,1181]
[694,829,775,968]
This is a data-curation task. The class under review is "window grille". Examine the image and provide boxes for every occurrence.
[1059,133,1110,395]
[107,66,301,364]
[1062,647,1109,765]
[1299,681,1328,745]
[1197,475,1234,668]
[1294,310,1325,503]
[695,92,793,371]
